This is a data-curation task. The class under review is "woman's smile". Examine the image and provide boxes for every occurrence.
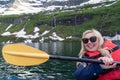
[86,43,95,49]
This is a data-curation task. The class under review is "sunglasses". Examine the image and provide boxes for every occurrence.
[82,36,97,44]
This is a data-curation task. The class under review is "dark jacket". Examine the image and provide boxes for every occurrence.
[74,62,104,80]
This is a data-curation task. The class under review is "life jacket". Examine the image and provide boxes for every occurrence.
[97,40,120,80]
[85,40,120,80]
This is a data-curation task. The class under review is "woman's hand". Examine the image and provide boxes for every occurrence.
[98,57,116,69]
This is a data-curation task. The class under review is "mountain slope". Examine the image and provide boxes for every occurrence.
[1,0,90,15]
[1,0,114,15]
[0,0,120,43]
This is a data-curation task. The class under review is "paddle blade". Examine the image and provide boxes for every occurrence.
[2,44,49,66]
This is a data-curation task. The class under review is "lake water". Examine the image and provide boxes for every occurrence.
[0,41,120,80]
[0,41,81,80]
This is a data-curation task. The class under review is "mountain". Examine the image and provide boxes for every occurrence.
[0,0,119,43]
[0,0,88,15]
[0,0,113,15]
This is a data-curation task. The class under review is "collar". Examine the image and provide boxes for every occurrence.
[85,51,100,57]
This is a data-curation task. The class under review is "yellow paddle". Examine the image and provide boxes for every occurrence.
[2,44,120,66]
[2,44,49,66]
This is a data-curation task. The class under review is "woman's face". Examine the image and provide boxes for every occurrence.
[83,32,99,52]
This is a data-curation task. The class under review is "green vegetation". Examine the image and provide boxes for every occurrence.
[0,0,120,42]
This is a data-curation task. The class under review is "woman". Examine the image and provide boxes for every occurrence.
[74,29,120,80]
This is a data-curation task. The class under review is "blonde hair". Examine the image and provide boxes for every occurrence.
[78,29,110,58]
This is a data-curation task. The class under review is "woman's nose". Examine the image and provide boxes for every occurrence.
[88,40,91,43]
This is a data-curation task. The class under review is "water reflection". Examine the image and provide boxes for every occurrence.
[27,41,80,56]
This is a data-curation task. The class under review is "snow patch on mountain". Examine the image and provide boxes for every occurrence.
[1,24,64,43]
[0,0,116,15]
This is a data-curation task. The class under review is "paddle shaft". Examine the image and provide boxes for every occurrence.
[50,55,120,65]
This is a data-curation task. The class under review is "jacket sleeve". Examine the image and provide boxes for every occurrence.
[74,63,104,80]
